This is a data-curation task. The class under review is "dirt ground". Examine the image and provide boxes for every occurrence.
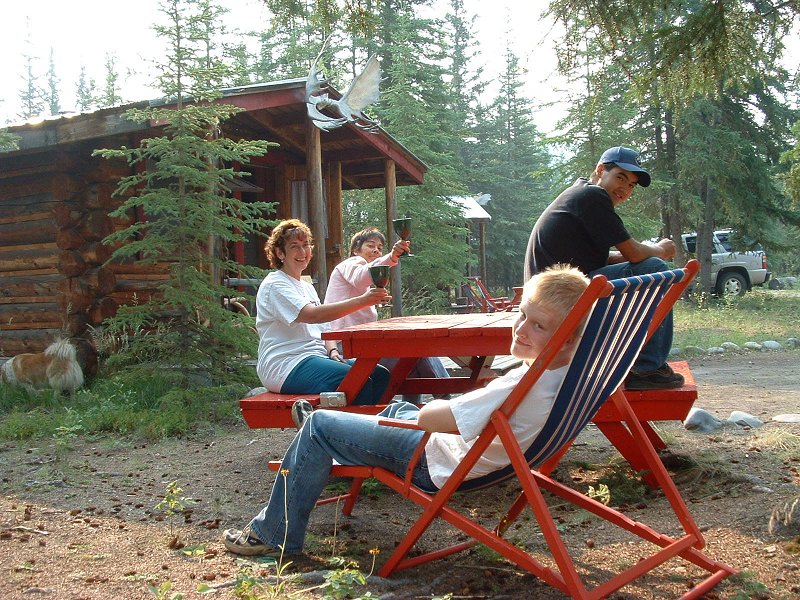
[1,351,799,599]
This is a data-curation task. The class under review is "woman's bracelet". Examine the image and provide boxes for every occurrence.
[328,347,339,358]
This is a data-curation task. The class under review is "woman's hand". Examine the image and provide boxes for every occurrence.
[327,347,346,362]
[391,239,410,259]
[362,287,391,305]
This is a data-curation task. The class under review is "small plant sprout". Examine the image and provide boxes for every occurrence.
[155,480,195,548]
[147,580,184,600]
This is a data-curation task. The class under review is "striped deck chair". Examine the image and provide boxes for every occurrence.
[272,265,736,597]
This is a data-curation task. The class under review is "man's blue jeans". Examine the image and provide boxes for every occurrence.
[590,257,672,373]
[248,402,435,553]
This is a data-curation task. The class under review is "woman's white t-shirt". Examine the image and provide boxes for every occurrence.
[425,364,568,488]
[324,253,397,330]
[255,270,327,391]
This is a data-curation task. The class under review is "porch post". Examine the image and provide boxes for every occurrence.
[479,221,487,282]
[385,159,401,316]
[306,118,327,297]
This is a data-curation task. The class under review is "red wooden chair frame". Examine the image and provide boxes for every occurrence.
[271,262,734,597]
[467,276,513,311]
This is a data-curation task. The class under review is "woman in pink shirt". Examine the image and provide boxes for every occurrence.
[325,227,449,400]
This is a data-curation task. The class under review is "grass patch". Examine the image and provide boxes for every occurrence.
[0,370,247,442]
[673,289,800,349]
[752,429,800,462]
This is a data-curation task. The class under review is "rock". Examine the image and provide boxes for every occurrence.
[721,342,742,353]
[245,386,267,398]
[683,345,706,357]
[773,414,800,423]
[669,347,683,357]
[752,485,773,493]
[786,337,798,349]
[727,411,764,428]
[707,346,725,354]
[684,407,723,432]
[743,341,762,351]
[768,278,784,290]
[762,340,782,351]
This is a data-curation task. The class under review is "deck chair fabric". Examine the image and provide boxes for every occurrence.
[318,265,735,598]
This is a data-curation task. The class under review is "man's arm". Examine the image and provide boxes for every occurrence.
[614,238,676,264]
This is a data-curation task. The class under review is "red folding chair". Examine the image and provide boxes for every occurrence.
[282,264,734,598]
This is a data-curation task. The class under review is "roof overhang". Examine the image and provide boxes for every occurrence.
[3,79,427,190]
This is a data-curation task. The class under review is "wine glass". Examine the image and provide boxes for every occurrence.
[392,215,414,257]
[369,265,391,308]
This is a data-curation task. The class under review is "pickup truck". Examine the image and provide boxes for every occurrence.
[681,229,770,296]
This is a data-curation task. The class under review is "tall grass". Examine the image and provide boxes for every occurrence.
[0,370,248,442]
[673,289,800,349]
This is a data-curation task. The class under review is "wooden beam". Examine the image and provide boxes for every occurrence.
[385,159,401,317]
[306,118,327,297]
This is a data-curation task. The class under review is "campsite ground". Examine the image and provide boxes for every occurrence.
[1,351,799,599]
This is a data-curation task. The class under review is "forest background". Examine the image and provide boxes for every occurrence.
[2,0,800,304]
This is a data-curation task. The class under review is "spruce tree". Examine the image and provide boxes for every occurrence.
[75,65,97,112]
[94,0,276,387]
[18,20,45,120]
[98,53,123,108]
[45,48,60,116]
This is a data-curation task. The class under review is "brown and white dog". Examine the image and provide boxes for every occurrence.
[1,339,84,394]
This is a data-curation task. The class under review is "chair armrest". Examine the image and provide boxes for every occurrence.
[378,417,423,429]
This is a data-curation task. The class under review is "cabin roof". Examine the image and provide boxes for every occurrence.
[2,78,426,190]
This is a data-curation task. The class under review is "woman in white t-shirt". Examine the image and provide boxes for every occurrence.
[324,227,449,400]
[255,219,391,405]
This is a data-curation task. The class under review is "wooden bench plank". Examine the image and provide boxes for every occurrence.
[240,361,698,438]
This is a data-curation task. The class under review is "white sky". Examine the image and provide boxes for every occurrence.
[0,0,569,132]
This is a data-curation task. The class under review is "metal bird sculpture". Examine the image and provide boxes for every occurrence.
[306,46,381,133]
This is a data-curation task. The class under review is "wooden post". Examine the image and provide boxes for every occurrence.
[306,119,327,297]
[479,221,487,283]
[328,162,344,274]
[384,159,401,316]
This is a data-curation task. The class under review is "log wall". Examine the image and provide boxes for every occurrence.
[0,144,140,372]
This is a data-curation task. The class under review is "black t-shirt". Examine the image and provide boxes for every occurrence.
[524,178,631,280]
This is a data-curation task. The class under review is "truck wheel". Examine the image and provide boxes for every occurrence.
[716,272,747,297]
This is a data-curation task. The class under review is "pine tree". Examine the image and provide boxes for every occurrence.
[17,20,45,120]
[75,65,97,112]
[463,44,551,291]
[98,53,123,108]
[93,0,277,387]
[45,48,60,116]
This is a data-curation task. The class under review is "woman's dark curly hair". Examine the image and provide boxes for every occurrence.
[264,219,314,269]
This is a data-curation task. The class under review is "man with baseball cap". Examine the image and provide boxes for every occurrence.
[524,146,682,390]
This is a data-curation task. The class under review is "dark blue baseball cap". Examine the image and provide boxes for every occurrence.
[599,146,651,187]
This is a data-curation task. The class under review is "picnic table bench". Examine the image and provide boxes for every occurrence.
[239,358,698,478]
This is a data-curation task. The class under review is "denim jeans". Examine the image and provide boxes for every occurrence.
[589,257,672,372]
[379,356,450,403]
[281,355,391,405]
[248,402,435,553]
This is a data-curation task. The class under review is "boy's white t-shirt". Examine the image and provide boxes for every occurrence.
[324,252,397,330]
[424,364,568,488]
[255,269,328,392]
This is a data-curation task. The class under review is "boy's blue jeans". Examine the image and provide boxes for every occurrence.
[590,257,673,373]
[249,402,436,553]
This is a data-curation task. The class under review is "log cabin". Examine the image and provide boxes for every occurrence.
[0,79,427,364]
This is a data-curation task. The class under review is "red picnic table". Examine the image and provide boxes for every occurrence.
[321,311,697,478]
[324,312,517,403]
[241,312,697,479]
